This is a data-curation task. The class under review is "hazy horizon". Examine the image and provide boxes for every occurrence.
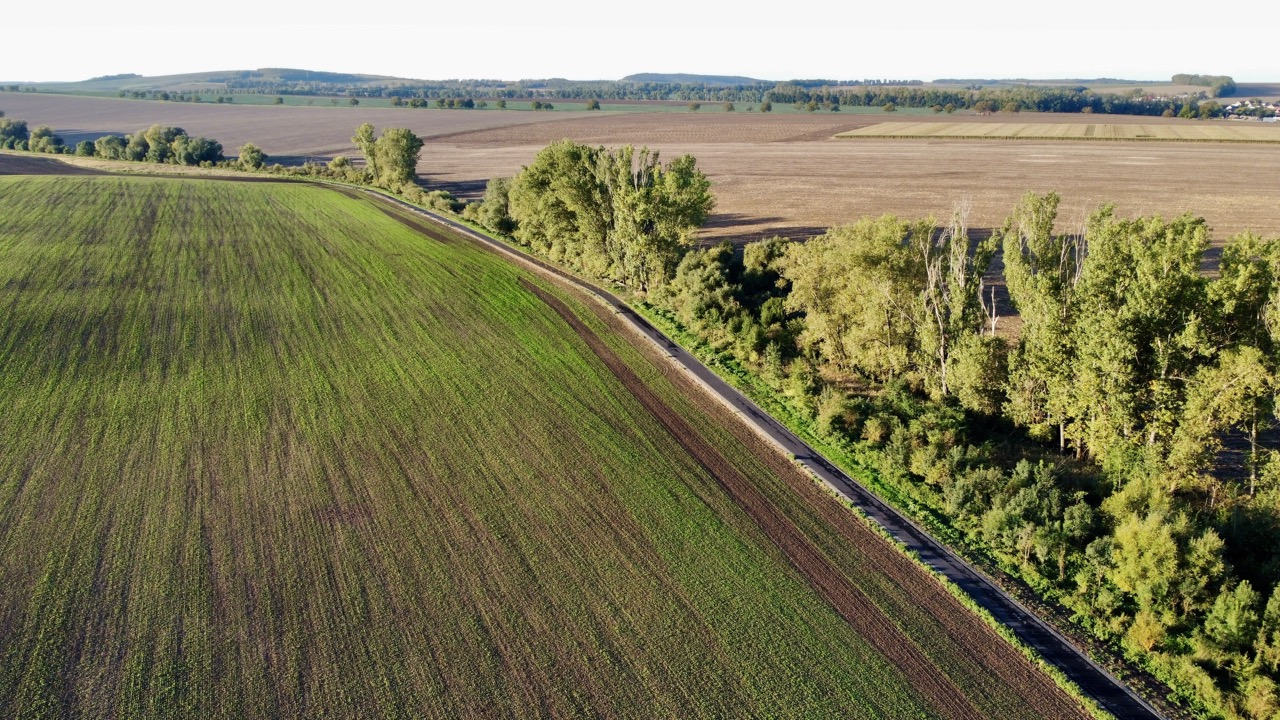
[2,0,1273,85]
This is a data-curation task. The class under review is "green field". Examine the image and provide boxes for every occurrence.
[838,120,1280,142]
[0,175,1081,718]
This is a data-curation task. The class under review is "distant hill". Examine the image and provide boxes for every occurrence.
[13,68,417,93]
[620,73,768,85]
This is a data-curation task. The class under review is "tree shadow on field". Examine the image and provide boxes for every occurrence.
[1201,245,1223,275]
[57,129,127,146]
[701,213,828,245]
[416,174,488,201]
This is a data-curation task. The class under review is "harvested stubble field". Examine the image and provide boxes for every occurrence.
[0,174,1088,719]
[8,92,1280,240]
[839,120,1280,142]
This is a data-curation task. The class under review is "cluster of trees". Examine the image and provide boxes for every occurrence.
[392,97,487,109]
[604,192,1280,719]
[473,140,714,290]
[1174,74,1238,97]
[1,112,424,197]
[350,123,423,190]
[0,112,30,149]
[1,112,65,153]
[90,125,224,165]
[116,90,236,103]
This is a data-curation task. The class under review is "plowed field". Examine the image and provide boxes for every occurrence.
[6,93,1280,241]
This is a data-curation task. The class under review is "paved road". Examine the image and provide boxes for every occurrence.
[366,189,1166,720]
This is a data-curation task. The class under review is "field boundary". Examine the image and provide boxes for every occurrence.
[353,188,1166,720]
[837,120,1280,143]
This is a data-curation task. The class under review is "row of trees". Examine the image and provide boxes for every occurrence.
[85,74,1235,119]
[0,113,67,154]
[90,125,224,165]
[590,193,1280,719]
[1,110,426,192]
[1174,74,1239,97]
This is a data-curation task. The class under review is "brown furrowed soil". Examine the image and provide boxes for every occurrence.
[9,93,1279,241]
[519,277,1090,720]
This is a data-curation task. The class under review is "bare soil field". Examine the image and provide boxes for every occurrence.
[0,93,584,156]
[840,120,1280,142]
[7,93,1279,240]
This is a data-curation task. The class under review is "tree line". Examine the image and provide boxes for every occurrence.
[78,75,1239,119]
[464,140,714,291]
[0,110,427,199]
[463,158,1280,718]
[632,196,1280,719]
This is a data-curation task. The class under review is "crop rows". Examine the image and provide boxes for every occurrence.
[0,176,1081,718]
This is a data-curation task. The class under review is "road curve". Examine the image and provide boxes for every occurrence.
[363,188,1166,720]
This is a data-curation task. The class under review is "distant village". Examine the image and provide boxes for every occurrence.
[1223,98,1280,121]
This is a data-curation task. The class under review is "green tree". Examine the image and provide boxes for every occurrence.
[371,127,423,189]
[999,192,1082,448]
[507,140,713,289]
[141,125,185,163]
[778,215,932,380]
[477,177,515,234]
[238,142,266,170]
[1070,210,1210,465]
[687,102,701,112]
[1171,347,1277,497]
[919,205,999,398]
[585,98,600,110]
[94,135,126,159]
[170,135,222,165]
[352,123,379,183]
[0,117,28,148]
[1204,581,1262,653]
[27,125,64,153]
[760,101,772,112]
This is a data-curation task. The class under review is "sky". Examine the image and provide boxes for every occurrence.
[2,0,1272,83]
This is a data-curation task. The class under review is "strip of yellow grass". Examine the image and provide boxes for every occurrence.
[838,121,1280,142]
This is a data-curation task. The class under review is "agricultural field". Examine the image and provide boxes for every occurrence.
[838,120,1280,142]
[0,173,1088,718]
[6,90,1280,240]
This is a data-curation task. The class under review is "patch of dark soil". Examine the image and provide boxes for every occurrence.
[0,153,107,176]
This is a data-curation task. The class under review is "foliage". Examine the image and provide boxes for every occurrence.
[352,123,423,189]
[616,181,1280,719]
[26,125,64,154]
[237,142,266,169]
[507,140,713,290]
[0,117,29,149]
